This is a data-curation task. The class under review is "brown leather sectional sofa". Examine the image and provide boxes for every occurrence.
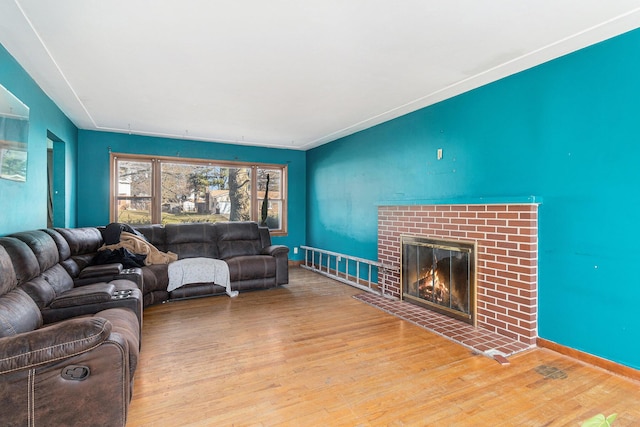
[132,221,289,306]
[0,221,288,426]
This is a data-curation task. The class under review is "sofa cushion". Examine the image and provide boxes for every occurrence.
[166,223,218,259]
[42,228,71,261]
[225,255,276,282]
[18,263,76,309]
[169,283,227,299]
[41,264,75,296]
[215,222,262,259]
[141,264,169,293]
[55,227,103,255]
[0,288,43,338]
[0,237,41,284]
[134,224,167,251]
[20,277,56,309]
[49,283,116,309]
[95,308,139,376]
[0,246,17,296]
[54,228,104,275]
[11,231,59,273]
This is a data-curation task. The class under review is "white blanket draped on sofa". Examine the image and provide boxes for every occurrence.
[167,258,238,297]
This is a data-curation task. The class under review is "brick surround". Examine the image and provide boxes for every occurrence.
[378,204,538,346]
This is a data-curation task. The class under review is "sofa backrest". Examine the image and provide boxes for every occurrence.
[165,223,218,259]
[258,225,272,248]
[53,227,104,276]
[0,245,43,338]
[0,237,41,284]
[133,224,167,251]
[11,231,60,273]
[1,231,76,310]
[215,221,262,259]
[0,245,17,297]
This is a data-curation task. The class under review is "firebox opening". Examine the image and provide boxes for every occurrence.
[401,236,477,326]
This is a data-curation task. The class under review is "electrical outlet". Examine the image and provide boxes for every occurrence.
[437,148,443,160]
[337,256,342,262]
[293,247,299,254]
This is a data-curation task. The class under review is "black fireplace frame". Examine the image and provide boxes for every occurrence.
[400,235,477,326]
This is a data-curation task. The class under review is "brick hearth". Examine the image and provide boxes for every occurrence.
[378,204,538,346]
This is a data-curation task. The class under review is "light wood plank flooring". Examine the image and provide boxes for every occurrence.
[127,267,640,426]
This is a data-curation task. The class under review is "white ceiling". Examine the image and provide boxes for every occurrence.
[1,1,640,151]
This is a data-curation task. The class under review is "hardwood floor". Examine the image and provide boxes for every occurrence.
[127,267,640,426]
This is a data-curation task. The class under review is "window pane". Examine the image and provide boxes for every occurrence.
[117,160,151,197]
[262,200,282,229]
[257,168,282,229]
[225,167,252,221]
[161,162,214,224]
[160,162,251,224]
[116,198,152,225]
[116,160,153,224]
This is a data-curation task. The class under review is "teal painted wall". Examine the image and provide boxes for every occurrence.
[77,130,306,254]
[307,28,640,369]
[0,44,78,235]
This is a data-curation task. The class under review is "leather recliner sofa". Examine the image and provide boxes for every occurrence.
[132,221,289,306]
[0,220,288,425]
[0,239,140,426]
[54,221,290,307]
[0,229,143,332]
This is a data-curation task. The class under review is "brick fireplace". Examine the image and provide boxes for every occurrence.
[378,204,538,346]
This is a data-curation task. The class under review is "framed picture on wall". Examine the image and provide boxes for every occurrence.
[0,83,29,182]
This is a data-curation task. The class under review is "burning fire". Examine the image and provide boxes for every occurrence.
[418,267,450,306]
[413,257,469,313]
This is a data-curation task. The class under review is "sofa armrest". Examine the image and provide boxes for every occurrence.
[78,263,123,279]
[114,267,144,290]
[0,317,111,374]
[49,283,116,308]
[262,245,289,285]
[74,265,144,291]
[262,244,289,257]
[0,315,135,426]
[74,263,124,287]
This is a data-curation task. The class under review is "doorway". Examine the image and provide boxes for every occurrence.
[46,131,65,228]
[47,138,53,227]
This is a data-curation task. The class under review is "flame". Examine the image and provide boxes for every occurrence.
[417,267,450,305]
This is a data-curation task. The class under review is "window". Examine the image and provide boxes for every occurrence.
[110,154,287,234]
[113,159,153,225]
[255,167,284,231]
